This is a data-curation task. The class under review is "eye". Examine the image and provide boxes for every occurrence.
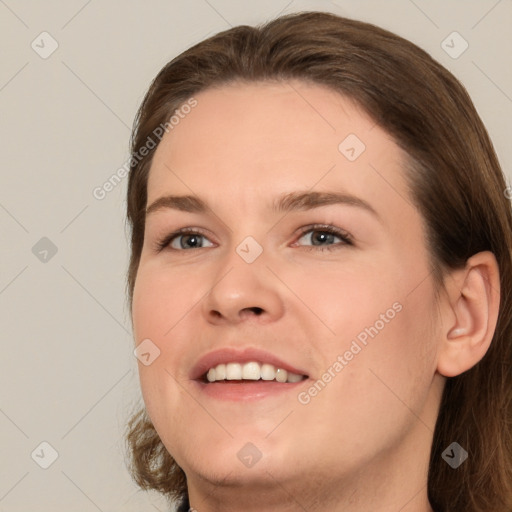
[155,228,215,251]
[294,224,353,252]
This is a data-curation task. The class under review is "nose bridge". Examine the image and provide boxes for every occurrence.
[218,201,270,267]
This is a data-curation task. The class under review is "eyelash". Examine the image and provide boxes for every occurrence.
[154,224,353,253]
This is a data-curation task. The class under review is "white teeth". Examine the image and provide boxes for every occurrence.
[204,361,305,383]
[242,362,260,380]
[261,363,275,381]
[215,363,226,380]
[226,362,242,380]
[275,368,288,383]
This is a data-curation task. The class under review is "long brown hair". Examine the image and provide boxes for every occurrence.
[125,11,512,511]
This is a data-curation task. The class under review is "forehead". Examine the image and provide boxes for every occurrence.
[154,81,375,162]
[149,81,405,190]
[146,81,417,227]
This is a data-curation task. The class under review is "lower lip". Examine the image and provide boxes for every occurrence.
[193,379,307,401]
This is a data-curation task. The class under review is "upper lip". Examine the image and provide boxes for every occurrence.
[190,346,309,381]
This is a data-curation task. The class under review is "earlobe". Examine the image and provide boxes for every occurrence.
[437,251,500,378]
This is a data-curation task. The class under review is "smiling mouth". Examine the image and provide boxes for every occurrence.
[202,361,308,384]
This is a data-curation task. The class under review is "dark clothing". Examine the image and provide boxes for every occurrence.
[176,495,190,512]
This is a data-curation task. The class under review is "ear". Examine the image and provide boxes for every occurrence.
[437,251,501,377]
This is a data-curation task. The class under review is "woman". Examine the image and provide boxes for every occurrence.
[125,11,512,512]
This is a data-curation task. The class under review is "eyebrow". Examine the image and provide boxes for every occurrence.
[145,191,380,220]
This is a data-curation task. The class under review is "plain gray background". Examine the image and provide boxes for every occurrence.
[1,1,511,510]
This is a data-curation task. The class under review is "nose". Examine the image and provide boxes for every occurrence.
[201,251,285,325]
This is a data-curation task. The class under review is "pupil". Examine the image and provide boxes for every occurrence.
[184,235,200,248]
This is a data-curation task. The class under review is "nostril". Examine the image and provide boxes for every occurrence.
[239,307,264,317]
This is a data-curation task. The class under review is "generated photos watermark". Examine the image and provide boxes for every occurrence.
[298,301,403,405]
[92,97,198,200]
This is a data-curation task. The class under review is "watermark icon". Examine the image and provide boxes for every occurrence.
[237,442,263,468]
[298,301,403,405]
[338,133,366,161]
[32,237,58,263]
[31,441,59,469]
[31,31,59,59]
[92,97,197,200]
[442,442,468,468]
[441,31,469,59]
[134,338,161,366]
[236,236,263,263]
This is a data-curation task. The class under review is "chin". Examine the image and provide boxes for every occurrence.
[176,434,292,482]
[184,453,284,490]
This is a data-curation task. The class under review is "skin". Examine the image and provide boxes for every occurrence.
[131,81,500,511]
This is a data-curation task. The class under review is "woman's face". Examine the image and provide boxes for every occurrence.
[132,81,444,505]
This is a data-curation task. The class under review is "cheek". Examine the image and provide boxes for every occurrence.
[132,267,179,407]
[305,261,438,412]
[132,267,160,342]
[289,262,403,349]
[341,281,438,414]
[306,294,437,449]
[132,263,196,343]
[132,264,204,418]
